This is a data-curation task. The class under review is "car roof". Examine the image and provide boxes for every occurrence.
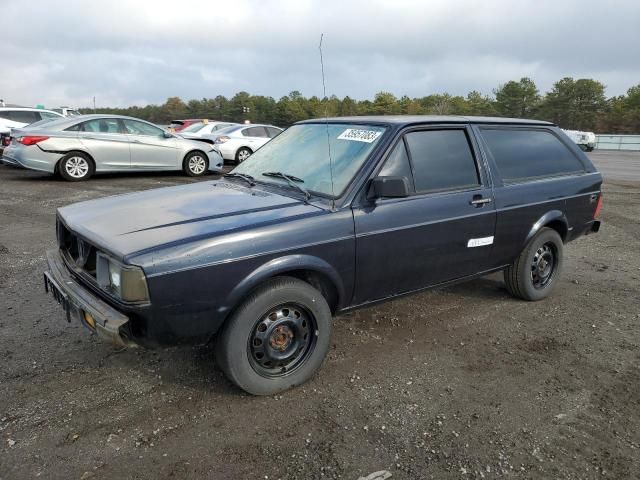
[297,115,554,126]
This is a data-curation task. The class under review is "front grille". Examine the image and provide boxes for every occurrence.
[57,217,97,278]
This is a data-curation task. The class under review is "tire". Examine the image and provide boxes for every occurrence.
[235,147,252,164]
[215,276,332,395]
[183,151,209,177]
[504,227,564,301]
[586,146,594,152]
[58,152,94,181]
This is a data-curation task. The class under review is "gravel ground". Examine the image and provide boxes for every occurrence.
[0,160,639,480]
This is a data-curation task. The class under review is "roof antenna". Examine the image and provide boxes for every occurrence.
[319,33,336,210]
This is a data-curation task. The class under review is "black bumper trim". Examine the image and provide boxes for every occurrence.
[44,249,133,348]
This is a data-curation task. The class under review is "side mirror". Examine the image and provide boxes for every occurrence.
[368,176,410,200]
[163,131,174,138]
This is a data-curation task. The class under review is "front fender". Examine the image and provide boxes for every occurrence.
[525,210,568,245]
[224,254,345,312]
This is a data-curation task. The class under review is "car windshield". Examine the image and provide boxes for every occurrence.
[181,122,206,133]
[232,123,387,197]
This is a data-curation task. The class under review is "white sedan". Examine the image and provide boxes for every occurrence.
[178,121,238,139]
[211,124,283,163]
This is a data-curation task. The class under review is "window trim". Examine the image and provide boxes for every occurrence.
[478,125,588,186]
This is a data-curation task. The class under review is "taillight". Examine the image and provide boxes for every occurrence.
[18,136,49,146]
[593,193,603,219]
[215,136,230,144]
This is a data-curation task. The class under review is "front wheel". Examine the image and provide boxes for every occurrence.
[183,151,209,177]
[215,277,332,395]
[504,227,564,301]
[235,147,252,164]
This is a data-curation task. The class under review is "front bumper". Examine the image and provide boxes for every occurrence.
[44,249,133,348]
[206,149,225,172]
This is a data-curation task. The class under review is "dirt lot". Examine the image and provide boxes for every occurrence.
[1,157,639,480]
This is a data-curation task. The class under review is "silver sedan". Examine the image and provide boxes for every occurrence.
[0,114,224,181]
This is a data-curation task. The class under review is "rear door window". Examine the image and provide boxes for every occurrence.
[405,129,480,193]
[481,128,585,182]
[81,118,122,134]
[243,126,269,138]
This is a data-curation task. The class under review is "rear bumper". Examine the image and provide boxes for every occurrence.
[44,249,133,348]
[1,145,58,173]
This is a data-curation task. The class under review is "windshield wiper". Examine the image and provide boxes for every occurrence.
[223,172,255,187]
[261,171,311,200]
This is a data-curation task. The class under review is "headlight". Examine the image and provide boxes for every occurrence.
[96,252,149,303]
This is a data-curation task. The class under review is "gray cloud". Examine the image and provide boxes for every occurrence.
[1,0,638,108]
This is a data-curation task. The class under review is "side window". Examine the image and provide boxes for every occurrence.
[481,128,585,182]
[266,127,282,138]
[7,111,40,124]
[405,130,480,193]
[379,140,414,190]
[65,122,82,132]
[123,119,163,136]
[243,126,268,138]
[40,111,60,119]
[81,118,122,134]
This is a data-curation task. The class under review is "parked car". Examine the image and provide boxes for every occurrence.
[178,121,238,140]
[562,129,596,152]
[211,124,283,163]
[1,114,223,181]
[52,107,82,117]
[168,119,207,132]
[0,107,64,155]
[43,115,602,395]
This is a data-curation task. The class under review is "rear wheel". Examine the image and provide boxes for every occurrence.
[58,152,94,181]
[183,151,209,177]
[215,277,332,395]
[235,147,252,164]
[504,227,564,301]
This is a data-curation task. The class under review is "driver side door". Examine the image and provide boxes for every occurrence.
[352,126,497,304]
[123,119,179,169]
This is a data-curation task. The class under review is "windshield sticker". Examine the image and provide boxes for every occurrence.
[337,129,382,143]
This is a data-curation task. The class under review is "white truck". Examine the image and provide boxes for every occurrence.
[562,129,596,152]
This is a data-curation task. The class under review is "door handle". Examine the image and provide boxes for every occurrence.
[470,196,492,206]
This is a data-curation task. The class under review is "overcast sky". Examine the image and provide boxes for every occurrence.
[1,0,638,108]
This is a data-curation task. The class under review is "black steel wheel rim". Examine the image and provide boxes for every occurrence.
[248,303,317,378]
[531,241,556,289]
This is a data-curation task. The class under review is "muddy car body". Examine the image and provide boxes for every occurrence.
[45,116,602,394]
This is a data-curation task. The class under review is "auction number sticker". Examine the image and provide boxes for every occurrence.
[337,129,382,143]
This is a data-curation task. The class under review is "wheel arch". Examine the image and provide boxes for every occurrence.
[184,148,209,162]
[225,255,345,317]
[525,210,569,245]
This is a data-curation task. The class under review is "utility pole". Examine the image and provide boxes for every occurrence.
[93,96,96,113]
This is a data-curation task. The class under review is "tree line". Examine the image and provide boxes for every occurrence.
[82,77,640,133]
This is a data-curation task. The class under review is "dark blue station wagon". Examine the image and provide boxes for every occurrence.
[44,116,603,395]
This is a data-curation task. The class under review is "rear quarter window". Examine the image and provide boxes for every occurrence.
[481,128,585,182]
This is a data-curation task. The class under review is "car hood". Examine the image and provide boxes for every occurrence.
[57,180,325,260]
